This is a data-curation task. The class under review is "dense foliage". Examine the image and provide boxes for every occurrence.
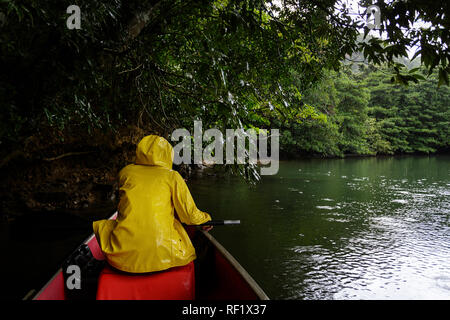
[0,0,353,145]
[0,0,448,173]
[280,65,450,157]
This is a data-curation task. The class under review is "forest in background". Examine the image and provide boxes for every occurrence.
[279,64,450,158]
[0,0,449,216]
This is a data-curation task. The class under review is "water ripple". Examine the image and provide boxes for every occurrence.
[278,167,450,299]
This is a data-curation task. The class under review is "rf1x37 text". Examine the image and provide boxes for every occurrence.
[182,304,267,317]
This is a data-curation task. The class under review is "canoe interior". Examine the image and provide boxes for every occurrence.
[31,215,269,300]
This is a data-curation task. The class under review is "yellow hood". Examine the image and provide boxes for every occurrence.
[135,135,174,169]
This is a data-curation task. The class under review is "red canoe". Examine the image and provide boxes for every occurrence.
[27,213,269,300]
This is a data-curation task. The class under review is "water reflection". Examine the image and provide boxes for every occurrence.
[190,156,450,299]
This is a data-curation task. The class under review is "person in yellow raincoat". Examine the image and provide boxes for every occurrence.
[93,135,212,273]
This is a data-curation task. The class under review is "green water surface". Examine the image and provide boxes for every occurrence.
[1,156,449,300]
[190,156,450,299]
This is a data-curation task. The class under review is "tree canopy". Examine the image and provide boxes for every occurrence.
[0,0,448,167]
[279,65,450,157]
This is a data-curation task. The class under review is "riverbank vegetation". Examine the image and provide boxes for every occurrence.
[0,0,449,215]
[278,65,450,158]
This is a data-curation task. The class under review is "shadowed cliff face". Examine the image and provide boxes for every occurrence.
[0,125,149,221]
[0,151,121,221]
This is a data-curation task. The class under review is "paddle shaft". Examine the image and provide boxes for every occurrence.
[183,220,241,226]
[200,220,240,226]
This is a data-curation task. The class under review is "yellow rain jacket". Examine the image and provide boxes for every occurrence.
[93,135,211,273]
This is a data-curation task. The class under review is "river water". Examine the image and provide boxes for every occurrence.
[190,156,450,299]
[1,156,449,300]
